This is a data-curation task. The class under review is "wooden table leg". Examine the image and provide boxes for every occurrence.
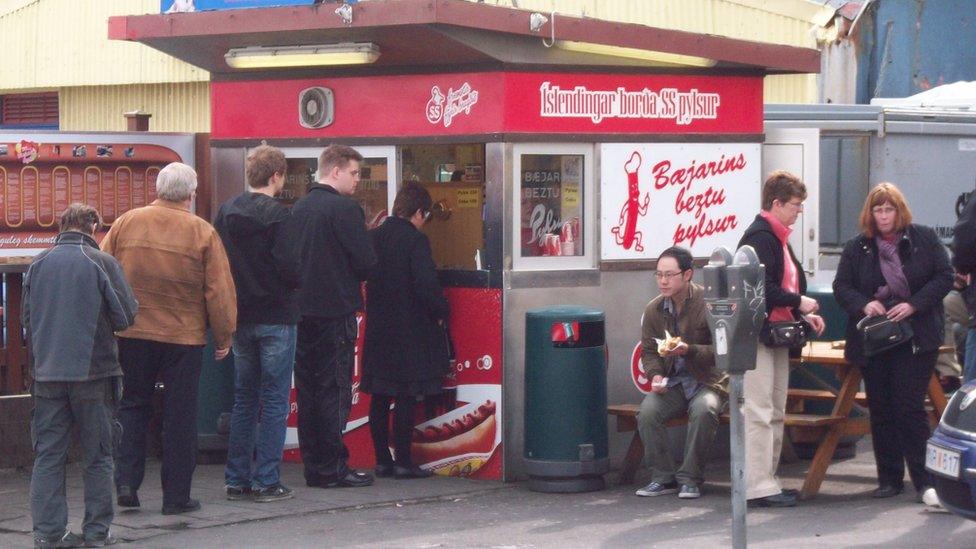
[800,365,862,499]
[928,372,948,420]
[619,432,645,485]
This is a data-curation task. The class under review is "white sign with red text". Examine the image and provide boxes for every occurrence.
[600,143,760,260]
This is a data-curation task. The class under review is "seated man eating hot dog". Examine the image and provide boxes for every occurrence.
[635,246,726,499]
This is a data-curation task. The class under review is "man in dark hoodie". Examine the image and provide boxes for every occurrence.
[24,203,138,548]
[738,171,824,508]
[215,145,301,503]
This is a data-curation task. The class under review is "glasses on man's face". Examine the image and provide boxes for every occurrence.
[786,200,804,210]
[653,270,684,281]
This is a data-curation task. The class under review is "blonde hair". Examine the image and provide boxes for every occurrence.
[859,182,913,238]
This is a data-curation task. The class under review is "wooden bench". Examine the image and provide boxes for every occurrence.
[608,403,845,485]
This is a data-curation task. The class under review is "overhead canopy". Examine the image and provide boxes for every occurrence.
[108,0,820,76]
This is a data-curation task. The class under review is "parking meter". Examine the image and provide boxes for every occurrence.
[702,245,765,549]
[702,245,766,373]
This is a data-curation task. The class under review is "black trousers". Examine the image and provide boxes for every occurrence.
[861,345,937,491]
[368,394,417,467]
[114,338,203,506]
[295,314,357,481]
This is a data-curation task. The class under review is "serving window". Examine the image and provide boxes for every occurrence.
[401,143,486,271]
[512,144,594,271]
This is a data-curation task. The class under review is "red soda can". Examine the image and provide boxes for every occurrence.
[545,233,561,256]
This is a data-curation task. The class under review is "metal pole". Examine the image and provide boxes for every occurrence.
[729,372,747,549]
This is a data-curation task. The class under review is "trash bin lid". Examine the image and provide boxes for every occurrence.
[526,305,604,322]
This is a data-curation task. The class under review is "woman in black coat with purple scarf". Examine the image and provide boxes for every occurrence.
[363,183,450,479]
[833,182,953,501]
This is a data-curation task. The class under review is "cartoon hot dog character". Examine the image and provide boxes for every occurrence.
[411,400,497,476]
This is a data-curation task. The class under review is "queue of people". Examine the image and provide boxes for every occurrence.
[25,144,452,547]
[24,144,965,545]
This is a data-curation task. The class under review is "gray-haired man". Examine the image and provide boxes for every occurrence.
[25,203,138,548]
[103,162,237,515]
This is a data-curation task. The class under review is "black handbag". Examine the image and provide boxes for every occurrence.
[857,315,913,357]
[759,320,810,348]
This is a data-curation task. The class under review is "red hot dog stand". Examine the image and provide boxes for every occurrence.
[109,0,819,480]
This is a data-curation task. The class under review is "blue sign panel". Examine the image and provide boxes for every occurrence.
[160,0,339,14]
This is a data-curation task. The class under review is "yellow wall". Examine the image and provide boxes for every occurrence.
[60,82,210,133]
[1,0,820,134]
[0,0,208,91]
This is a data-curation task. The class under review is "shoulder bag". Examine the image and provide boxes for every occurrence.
[857,315,913,357]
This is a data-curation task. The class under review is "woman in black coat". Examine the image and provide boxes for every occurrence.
[833,182,953,500]
[363,183,450,479]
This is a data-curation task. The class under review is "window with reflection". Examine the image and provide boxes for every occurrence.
[519,154,584,258]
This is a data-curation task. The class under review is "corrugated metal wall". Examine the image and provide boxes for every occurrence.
[0,0,208,90]
[60,82,210,133]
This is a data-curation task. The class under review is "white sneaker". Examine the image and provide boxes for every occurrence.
[635,481,678,497]
[678,484,701,499]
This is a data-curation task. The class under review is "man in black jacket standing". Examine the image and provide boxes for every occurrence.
[215,145,301,503]
[738,171,824,508]
[283,144,378,488]
[25,203,138,548]
[952,190,976,382]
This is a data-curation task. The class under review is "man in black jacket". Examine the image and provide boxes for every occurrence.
[952,190,976,382]
[215,145,301,503]
[24,203,138,548]
[281,144,378,488]
[737,171,824,508]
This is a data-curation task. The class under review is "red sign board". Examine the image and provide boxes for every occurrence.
[0,140,183,255]
[211,71,762,139]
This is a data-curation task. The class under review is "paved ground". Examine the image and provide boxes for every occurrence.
[2,439,975,548]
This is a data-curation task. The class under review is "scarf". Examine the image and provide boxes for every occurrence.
[874,233,911,301]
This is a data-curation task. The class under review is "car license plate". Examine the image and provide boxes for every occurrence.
[926,443,961,479]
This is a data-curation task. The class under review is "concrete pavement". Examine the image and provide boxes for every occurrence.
[2,438,975,547]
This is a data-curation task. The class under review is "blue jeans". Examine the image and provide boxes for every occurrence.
[965,329,976,384]
[225,323,297,489]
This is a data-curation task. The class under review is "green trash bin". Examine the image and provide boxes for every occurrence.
[197,331,235,456]
[524,306,608,493]
[788,284,863,459]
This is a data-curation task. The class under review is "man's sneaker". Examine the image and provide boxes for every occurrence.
[678,484,701,499]
[253,484,294,503]
[225,485,252,501]
[635,481,678,497]
[34,530,84,548]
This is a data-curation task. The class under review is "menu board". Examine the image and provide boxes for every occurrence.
[0,140,184,255]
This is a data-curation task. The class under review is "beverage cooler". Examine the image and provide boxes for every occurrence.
[109,0,819,480]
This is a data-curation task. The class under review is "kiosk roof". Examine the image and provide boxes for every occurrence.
[108,0,820,76]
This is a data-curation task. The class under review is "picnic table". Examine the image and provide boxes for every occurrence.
[788,341,949,498]
[608,340,950,499]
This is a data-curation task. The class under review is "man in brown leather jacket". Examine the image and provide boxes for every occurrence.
[635,246,725,500]
[102,162,237,516]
